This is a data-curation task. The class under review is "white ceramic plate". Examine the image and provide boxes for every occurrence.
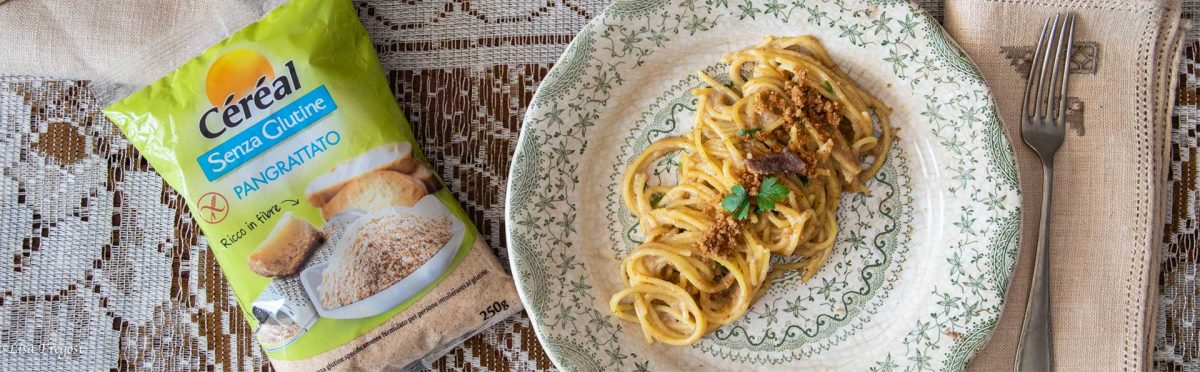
[506,0,1022,370]
[301,196,465,319]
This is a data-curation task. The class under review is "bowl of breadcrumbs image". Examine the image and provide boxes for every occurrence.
[299,195,465,319]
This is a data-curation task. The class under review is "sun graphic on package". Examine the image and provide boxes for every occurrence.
[205,48,275,107]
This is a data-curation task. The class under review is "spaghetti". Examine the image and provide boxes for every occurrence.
[609,36,895,345]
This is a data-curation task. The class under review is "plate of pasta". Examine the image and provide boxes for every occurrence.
[506,0,1021,370]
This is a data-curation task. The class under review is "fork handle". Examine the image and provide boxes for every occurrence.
[1016,161,1054,371]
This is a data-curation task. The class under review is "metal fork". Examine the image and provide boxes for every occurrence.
[1016,13,1075,372]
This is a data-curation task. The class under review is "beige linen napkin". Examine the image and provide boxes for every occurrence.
[0,0,282,81]
[944,0,1187,370]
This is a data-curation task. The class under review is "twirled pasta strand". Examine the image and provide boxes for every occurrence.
[611,36,894,345]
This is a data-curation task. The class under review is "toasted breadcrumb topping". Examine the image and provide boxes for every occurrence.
[700,215,740,258]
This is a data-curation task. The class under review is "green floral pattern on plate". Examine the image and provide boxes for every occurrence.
[506,0,1021,370]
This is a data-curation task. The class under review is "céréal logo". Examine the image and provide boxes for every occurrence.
[199,49,301,139]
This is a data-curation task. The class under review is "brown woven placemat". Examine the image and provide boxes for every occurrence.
[1,1,1195,371]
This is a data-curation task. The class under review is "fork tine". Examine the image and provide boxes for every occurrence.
[1022,17,1054,120]
[1053,14,1076,122]
[1046,15,1069,122]
[1035,14,1061,119]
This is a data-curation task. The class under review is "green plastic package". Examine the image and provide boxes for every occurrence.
[100,0,521,370]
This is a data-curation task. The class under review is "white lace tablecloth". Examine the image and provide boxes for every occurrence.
[0,0,1195,370]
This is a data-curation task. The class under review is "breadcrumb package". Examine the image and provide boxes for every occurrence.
[97,0,521,370]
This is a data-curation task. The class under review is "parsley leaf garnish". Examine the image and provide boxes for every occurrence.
[649,192,664,207]
[721,177,790,220]
[755,176,790,212]
[737,128,761,136]
[721,184,752,220]
[824,80,835,94]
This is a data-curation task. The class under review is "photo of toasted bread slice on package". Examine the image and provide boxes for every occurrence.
[321,170,427,219]
[304,142,417,207]
[409,164,442,193]
[247,212,323,277]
